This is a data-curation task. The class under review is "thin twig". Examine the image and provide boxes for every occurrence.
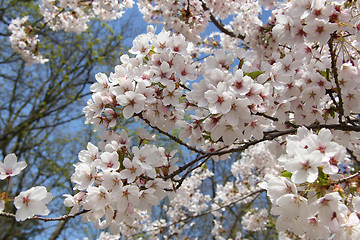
[164,123,360,180]
[137,113,205,154]
[331,171,360,185]
[328,33,345,124]
[201,1,245,40]
[0,209,89,222]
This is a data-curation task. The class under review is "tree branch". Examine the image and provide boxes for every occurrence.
[328,33,345,123]
[201,1,245,41]
[0,209,89,222]
[331,171,360,186]
[164,123,360,181]
[137,113,205,155]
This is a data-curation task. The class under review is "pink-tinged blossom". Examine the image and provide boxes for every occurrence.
[211,122,243,146]
[222,98,251,126]
[14,186,53,221]
[162,88,182,106]
[169,34,188,54]
[84,186,111,211]
[242,208,268,231]
[303,19,337,45]
[115,185,140,213]
[136,127,156,141]
[119,158,142,183]
[129,34,151,55]
[8,16,48,65]
[173,57,197,82]
[186,81,209,108]
[284,149,322,184]
[353,196,360,213]
[230,70,252,95]
[145,178,171,200]
[116,91,146,119]
[152,61,174,91]
[272,15,294,44]
[243,116,267,140]
[138,188,159,211]
[57,6,360,237]
[334,213,360,240]
[71,163,97,190]
[133,145,166,169]
[204,82,233,114]
[311,192,347,225]
[118,129,132,148]
[272,54,300,78]
[272,194,309,235]
[96,232,120,240]
[204,68,232,87]
[153,29,171,53]
[90,73,109,93]
[100,152,120,171]
[63,191,86,215]
[305,129,344,171]
[87,92,106,118]
[259,175,298,203]
[205,49,233,70]
[78,142,99,165]
[245,83,263,105]
[304,216,331,239]
[0,153,27,180]
[101,171,123,191]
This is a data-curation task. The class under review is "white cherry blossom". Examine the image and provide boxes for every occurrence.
[14,186,53,221]
[0,154,27,180]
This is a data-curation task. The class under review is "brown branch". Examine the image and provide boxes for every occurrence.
[328,33,345,123]
[137,113,205,155]
[48,220,68,240]
[173,156,212,189]
[255,112,278,122]
[164,123,360,181]
[331,171,360,186]
[201,1,245,41]
[0,209,89,222]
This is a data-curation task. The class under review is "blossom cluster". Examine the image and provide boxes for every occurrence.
[0,154,53,221]
[242,208,268,232]
[6,0,360,239]
[138,0,263,44]
[8,0,134,65]
[66,128,178,234]
[70,28,198,230]
[63,0,360,236]
[260,127,359,239]
[39,0,134,33]
[8,16,48,65]
[83,26,197,134]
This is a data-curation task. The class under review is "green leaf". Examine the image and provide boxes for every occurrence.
[238,58,244,69]
[317,167,329,185]
[280,171,292,178]
[320,68,330,81]
[244,71,265,79]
